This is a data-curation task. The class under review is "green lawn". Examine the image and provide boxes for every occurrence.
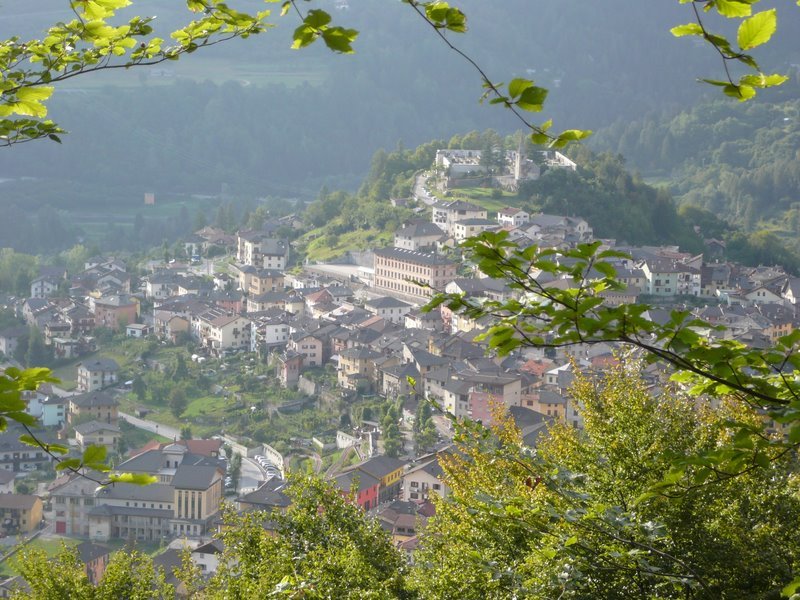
[450,187,517,213]
[304,228,393,262]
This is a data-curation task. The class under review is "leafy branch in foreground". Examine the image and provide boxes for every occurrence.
[1,0,274,146]
[410,369,800,599]
[401,0,591,149]
[425,232,800,492]
[671,0,789,100]
[1,367,155,486]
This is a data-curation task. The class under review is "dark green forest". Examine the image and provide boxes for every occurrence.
[593,89,800,233]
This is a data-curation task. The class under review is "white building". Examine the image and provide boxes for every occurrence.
[496,207,530,228]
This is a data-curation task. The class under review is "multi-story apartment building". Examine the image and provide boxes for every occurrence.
[248,269,284,296]
[364,296,414,324]
[92,294,138,330]
[50,473,102,536]
[287,331,324,367]
[373,248,458,299]
[337,346,382,391]
[77,357,119,392]
[0,429,53,473]
[431,200,487,237]
[237,231,288,269]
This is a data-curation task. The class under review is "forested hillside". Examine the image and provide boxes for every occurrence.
[593,88,800,236]
[3,0,799,200]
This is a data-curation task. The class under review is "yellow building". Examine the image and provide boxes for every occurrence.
[355,455,407,503]
[0,494,43,534]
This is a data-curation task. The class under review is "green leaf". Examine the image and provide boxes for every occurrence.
[46,443,70,455]
[82,444,107,466]
[18,434,44,448]
[670,23,704,37]
[723,83,756,101]
[109,472,158,485]
[737,9,777,50]
[15,87,54,103]
[782,576,800,597]
[714,0,753,17]
[321,27,358,53]
[55,457,82,472]
[516,86,548,112]
[740,73,788,88]
[530,132,549,145]
[304,9,331,29]
[508,78,533,99]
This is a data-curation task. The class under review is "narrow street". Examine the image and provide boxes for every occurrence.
[118,411,181,442]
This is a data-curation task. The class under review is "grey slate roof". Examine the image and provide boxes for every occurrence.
[77,542,110,563]
[171,465,220,491]
[239,478,291,509]
[357,455,407,480]
[96,482,175,503]
[79,357,119,372]
[74,420,121,435]
[333,470,379,494]
[70,390,118,408]
[373,247,456,266]
[366,296,413,310]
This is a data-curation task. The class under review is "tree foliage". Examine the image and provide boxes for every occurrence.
[13,546,174,599]
[204,476,410,599]
[409,362,800,598]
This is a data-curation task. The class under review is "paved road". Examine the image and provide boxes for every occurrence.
[413,172,436,205]
[238,457,266,494]
[119,412,181,441]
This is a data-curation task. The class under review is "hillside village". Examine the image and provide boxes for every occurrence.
[1,150,800,590]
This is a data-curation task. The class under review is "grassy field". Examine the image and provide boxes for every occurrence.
[448,187,517,213]
[303,228,393,262]
[51,349,133,390]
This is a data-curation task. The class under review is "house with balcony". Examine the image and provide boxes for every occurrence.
[77,357,119,392]
[237,230,289,270]
[402,452,449,502]
[0,429,54,473]
[496,207,530,228]
[192,310,251,357]
[431,200,487,237]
